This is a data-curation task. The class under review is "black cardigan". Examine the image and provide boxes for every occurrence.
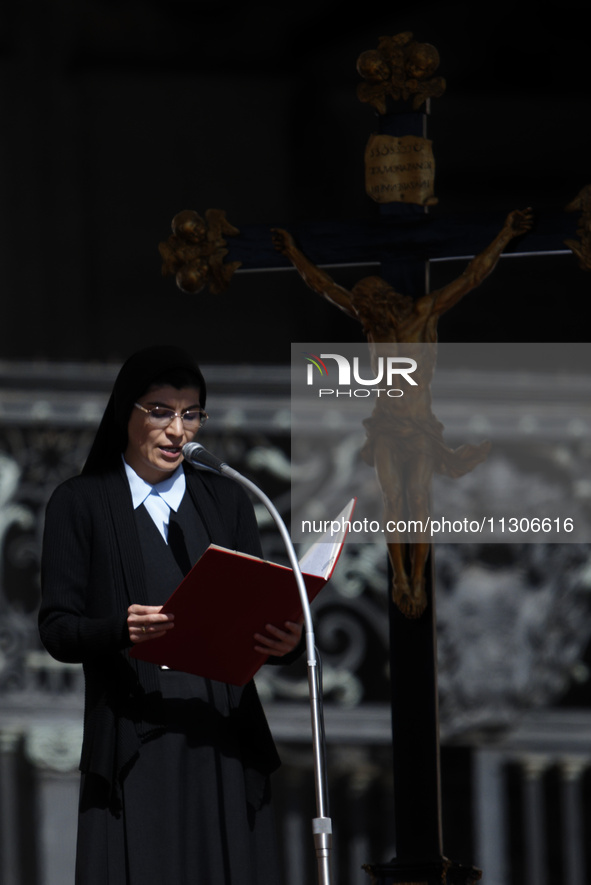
[39,464,282,808]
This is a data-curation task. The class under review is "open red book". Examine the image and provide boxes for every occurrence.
[130,498,356,685]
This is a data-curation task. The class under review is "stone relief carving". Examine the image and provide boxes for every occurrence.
[436,542,591,739]
[289,413,591,735]
[25,723,83,773]
[0,451,36,691]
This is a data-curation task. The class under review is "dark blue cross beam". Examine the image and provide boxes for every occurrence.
[228,210,577,271]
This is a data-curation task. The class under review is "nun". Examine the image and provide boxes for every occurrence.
[39,345,302,885]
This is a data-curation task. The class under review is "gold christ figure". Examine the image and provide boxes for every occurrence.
[273,208,532,617]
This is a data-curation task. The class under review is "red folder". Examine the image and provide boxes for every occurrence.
[130,499,355,685]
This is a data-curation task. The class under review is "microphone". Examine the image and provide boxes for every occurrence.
[182,442,228,474]
[184,439,331,879]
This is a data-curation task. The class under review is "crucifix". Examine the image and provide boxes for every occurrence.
[159,30,579,885]
[267,41,531,877]
[271,206,531,620]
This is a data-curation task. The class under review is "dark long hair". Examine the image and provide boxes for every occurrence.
[82,345,207,475]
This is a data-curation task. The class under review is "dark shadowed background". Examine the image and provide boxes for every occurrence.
[1,0,589,361]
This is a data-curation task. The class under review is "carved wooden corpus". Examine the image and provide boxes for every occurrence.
[273,209,533,619]
[564,185,591,271]
[356,32,446,114]
[158,208,241,294]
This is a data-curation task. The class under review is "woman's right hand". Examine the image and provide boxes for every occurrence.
[127,604,175,644]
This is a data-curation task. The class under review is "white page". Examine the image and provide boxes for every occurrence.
[298,498,356,579]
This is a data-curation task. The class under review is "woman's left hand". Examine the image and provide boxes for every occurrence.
[254,618,303,657]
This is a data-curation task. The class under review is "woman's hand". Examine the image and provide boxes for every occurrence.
[127,604,175,644]
[254,618,303,657]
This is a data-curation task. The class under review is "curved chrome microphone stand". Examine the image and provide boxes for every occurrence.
[183,443,332,885]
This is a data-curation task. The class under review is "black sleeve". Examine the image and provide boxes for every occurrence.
[39,482,130,664]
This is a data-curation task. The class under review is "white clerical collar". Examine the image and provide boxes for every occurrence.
[122,458,186,542]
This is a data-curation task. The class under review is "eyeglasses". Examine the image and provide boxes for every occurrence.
[134,402,209,428]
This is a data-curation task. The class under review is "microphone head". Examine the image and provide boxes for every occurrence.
[182,442,226,473]
[182,442,203,460]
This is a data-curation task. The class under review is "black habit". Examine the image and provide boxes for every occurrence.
[40,463,284,885]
